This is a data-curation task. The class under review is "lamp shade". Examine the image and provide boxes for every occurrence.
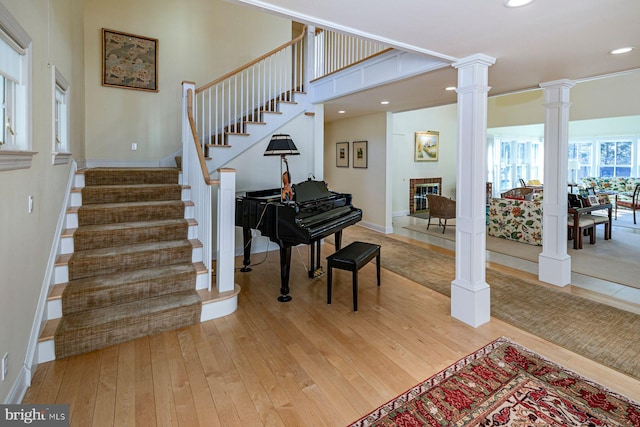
[264,134,299,156]
[568,159,580,171]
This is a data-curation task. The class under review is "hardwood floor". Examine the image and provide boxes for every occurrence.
[23,240,640,426]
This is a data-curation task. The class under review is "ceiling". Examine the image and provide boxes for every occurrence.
[229,0,640,122]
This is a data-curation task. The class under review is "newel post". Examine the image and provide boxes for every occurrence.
[216,168,236,294]
[181,81,196,185]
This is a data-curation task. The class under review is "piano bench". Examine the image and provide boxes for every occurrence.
[326,241,381,312]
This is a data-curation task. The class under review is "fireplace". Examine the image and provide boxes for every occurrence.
[409,178,442,214]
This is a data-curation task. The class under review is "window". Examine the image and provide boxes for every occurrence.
[0,3,34,171]
[599,140,632,177]
[569,138,637,179]
[491,136,544,192]
[52,66,71,165]
[568,140,594,181]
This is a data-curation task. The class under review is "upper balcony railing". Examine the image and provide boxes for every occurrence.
[191,27,389,156]
[312,28,390,80]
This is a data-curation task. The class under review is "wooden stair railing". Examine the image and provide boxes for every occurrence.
[191,26,389,158]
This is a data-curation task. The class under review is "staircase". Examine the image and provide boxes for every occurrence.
[40,167,209,360]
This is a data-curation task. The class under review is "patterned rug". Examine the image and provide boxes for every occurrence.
[348,337,640,427]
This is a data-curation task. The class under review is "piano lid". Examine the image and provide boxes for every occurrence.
[293,180,331,203]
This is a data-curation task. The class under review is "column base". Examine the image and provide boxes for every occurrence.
[451,280,490,327]
[538,252,571,287]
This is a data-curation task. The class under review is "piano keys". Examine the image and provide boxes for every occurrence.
[235,179,362,301]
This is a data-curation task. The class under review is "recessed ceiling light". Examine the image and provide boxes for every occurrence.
[504,0,534,7]
[380,101,390,105]
[445,86,456,91]
[338,110,346,114]
[610,47,634,55]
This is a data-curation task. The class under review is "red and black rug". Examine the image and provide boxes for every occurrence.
[349,337,640,426]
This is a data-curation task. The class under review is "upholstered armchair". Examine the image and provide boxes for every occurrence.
[426,194,456,233]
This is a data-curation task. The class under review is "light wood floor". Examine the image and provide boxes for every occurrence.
[22,239,640,426]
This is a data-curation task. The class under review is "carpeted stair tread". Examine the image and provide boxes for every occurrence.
[54,290,201,359]
[77,200,187,226]
[81,184,183,205]
[62,263,197,315]
[55,167,201,360]
[72,219,189,251]
[68,239,193,280]
[83,168,179,186]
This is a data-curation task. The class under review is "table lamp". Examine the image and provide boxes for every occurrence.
[264,134,300,202]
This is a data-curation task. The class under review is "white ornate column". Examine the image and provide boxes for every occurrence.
[451,54,495,327]
[538,79,575,286]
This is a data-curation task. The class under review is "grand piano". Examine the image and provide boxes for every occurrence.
[235,179,362,301]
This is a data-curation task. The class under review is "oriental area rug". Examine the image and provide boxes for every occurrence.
[348,337,640,427]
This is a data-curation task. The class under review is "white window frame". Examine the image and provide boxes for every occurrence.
[569,136,638,179]
[52,66,71,165]
[490,135,544,192]
[0,3,35,171]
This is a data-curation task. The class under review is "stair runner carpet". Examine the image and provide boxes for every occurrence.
[54,168,202,359]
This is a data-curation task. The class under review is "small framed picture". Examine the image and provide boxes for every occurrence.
[336,142,349,167]
[587,195,600,206]
[353,141,368,168]
[415,131,439,162]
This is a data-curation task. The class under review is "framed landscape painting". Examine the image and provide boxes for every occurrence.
[415,131,439,162]
[336,142,349,167]
[102,28,158,92]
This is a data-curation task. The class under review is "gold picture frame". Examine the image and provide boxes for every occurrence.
[415,131,439,162]
[102,28,158,92]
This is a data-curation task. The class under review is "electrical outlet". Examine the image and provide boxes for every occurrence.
[1,353,7,381]
[131,142,138,151]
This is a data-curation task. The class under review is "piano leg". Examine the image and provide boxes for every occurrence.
[308,240,324,278]
[278,246,293,302]
[240,227,252,272]
[335,230,343,251]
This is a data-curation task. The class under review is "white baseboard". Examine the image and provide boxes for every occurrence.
[3,364,29,404]
[356,221,392,234]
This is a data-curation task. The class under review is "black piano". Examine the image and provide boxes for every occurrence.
[235,179,362,301]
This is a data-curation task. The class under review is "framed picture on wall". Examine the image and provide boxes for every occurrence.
[415,131,439,162]
[336,142,349,167]
[353,140,368,168]
[102,28,158,92]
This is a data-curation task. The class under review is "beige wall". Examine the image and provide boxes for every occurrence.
[324,113,389,231]
[487,71,640,129]
[83,0,291,164]
[0,0,83,401]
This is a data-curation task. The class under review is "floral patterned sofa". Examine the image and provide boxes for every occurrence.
[488,197,543,246]
[580,177,640,207]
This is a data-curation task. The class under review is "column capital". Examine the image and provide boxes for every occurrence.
[453,53,496,69]
[539,79,575,90]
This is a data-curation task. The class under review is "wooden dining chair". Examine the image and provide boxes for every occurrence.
[616,184,640,224]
